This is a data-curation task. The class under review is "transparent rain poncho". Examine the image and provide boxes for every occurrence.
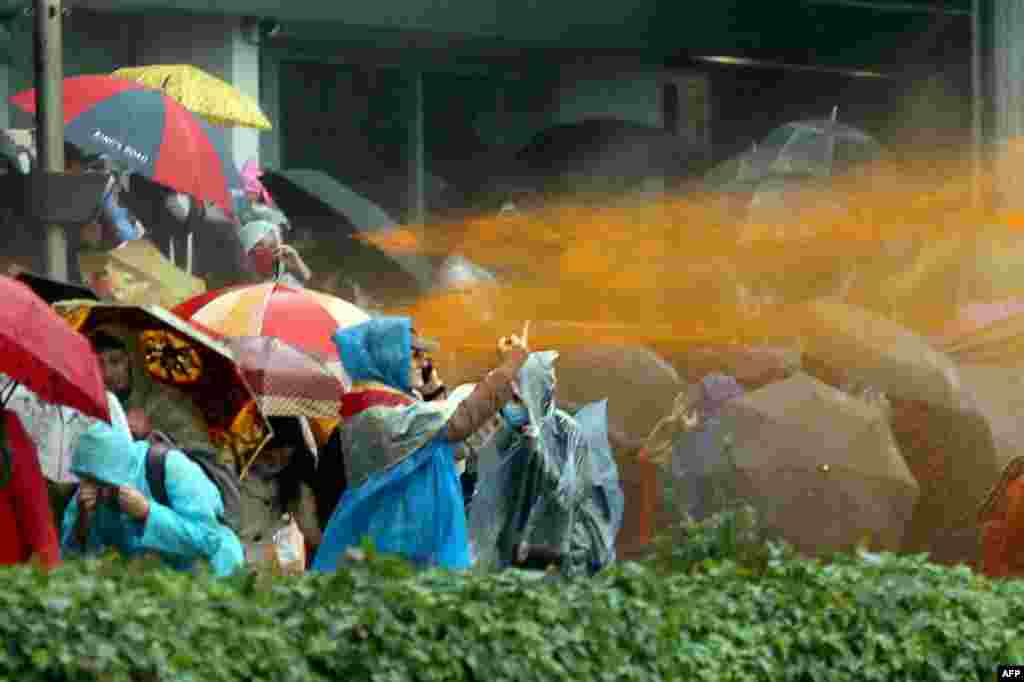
[467,351,624,577]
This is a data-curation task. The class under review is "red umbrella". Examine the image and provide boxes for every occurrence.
[225,336,349,419]
[172,282,369,376]
[10,75,241,213]
[0,277,108,422]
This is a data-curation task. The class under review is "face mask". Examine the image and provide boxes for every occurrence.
[501,402,530,428]
[248,246,277,275]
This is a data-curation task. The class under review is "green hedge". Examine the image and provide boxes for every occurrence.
[2,509,1023,682]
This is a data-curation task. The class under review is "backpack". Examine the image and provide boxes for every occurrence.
[145,442,243,534]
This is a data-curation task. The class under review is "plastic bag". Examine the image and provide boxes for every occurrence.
[575,400,625,560]
[245,516,306,575]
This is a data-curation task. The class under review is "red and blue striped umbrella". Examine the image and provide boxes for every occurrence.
[10,75,242,213]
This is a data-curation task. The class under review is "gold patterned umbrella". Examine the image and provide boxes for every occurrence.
[112,64,272,130]
[53,300,272,470]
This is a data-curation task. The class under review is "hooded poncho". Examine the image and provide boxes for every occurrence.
[312,317,471,571]
[62,422,244,576]
[468,352,625,576]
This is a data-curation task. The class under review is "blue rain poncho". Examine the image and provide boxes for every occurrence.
[312,316,471,571]
[468,351,625,577]
[61,422,244,577]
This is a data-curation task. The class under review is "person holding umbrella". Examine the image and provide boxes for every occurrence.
[0,408,61,568]
[0,277,113,567]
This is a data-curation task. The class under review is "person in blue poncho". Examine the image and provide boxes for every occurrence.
[61,421,244,577]
[313,316,529,571]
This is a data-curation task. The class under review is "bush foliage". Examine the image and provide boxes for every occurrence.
[2,509,1023,682]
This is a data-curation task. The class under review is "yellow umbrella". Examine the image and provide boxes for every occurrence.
[112,64,272,130]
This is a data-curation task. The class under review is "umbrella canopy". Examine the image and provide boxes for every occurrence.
[261,168,397,235]
[10,75,242,213]
[847,230,1024,329]
[172,283,370,378]
[0,278,109,422]
[112,64,272,130]
[886,395,999,563]
[786,300,965,411]
[719,372,918,554]
[14,271,98,304]
[77,238,205,310]
[259,168,436,293]
[716,118,881,183]
[932,300,1024,345]
[224,336,348,419]
[53,300,270,465]
[660,344,799,388]
[956,364,1024,470]
[350,171,465,220]
[551,346,684,452]
[937,308,1024,366]
[441,344,682,452]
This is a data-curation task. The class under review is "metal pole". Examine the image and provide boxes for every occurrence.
[33,0,66,281]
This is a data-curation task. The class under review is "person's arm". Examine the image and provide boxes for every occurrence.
[446,343,529,443]
[6,414,60,568]
[277,245,312,283]
[137,452,243,576]
[61,489,102,557]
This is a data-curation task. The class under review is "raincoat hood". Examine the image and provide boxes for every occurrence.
[698,373,745,418]
[72,421,148,489]
[240,202,289,228]
[518,351,559,425]
[332,316,414,394]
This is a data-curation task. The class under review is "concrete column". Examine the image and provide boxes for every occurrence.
[133,15,261,170]
[0,61,10,129]
[407,70,426,225]
[224,23,260,169]
[992,0,1024,207]
[259,50,281,169]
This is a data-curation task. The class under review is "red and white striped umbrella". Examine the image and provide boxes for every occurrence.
[225,336,349,418]
[172,283,369,377]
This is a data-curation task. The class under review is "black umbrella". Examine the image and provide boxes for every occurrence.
[260,168,440,301]
[261,168,396,236]
[14,271,98,304]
